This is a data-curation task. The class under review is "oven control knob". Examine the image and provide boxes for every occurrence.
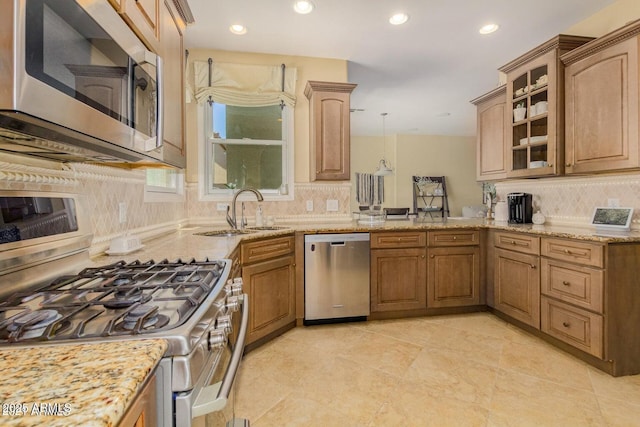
[223,279,233,296]
[226,296,240,312]
[231,278,244,296]
[216,314,233,333]
[208,329,228,350]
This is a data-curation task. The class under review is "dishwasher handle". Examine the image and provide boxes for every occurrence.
[330,241,346,246]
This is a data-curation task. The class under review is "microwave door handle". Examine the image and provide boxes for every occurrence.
[133,50,164,151]
[191,293,249,418]
[154,55,164,150]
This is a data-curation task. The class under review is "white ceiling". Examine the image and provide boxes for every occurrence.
[184,0,616,137]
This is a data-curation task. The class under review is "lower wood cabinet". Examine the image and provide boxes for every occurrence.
[541,296,603,358]
[494,247,540,328]
[370,247,427,312]
[427,246,480,308]
[119,374,157,427]
[241,236,295,345]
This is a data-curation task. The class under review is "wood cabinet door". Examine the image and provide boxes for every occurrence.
[242,255,295,344]
[370,248,427,312]
[159,0,186,167]
[473,86,508,180]
[564,36,639,174]
[494,248,540,328]
[121,0,160,50]
[427,246,480,308]
[305,81,357,181]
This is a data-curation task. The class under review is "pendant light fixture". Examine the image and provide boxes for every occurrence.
[374,112,393,176]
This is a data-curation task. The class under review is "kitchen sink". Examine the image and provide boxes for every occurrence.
[194,229,257,237]
[245,226,290,231]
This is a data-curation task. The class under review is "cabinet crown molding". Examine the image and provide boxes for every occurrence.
[470,84,506,105]
[304,81,357,98]
[499,34,594,73]
[561,18,640,65]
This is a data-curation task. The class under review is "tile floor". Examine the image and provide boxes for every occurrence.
[234,312,640,427]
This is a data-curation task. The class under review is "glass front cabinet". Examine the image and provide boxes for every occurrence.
[499,35,593,178]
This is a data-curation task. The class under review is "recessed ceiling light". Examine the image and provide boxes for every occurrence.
[229,24,247,35]
[479,23,499,35]
[389,13,409,25]
[294,0,314,14]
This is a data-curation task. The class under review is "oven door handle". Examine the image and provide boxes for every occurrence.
[191,293,249,418]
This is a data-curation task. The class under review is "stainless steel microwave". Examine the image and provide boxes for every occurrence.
[0,0,167,164]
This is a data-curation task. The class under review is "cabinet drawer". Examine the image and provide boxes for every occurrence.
[541,258,604,313]
[371,231,426,249]
[241,235,295,264]
[494,232,540,255]
[541,296,603,358]
[541,238,604,268]
[428,230,479,247]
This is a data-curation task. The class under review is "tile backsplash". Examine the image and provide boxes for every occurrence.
[4,156,639,250]
[0,159,351,253]
[495,173,640,229]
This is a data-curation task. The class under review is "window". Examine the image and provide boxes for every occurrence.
[203,101,293,199]
[144,168,184,202]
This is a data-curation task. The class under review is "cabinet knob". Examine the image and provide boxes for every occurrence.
[548,164,553,167]
[511,240,516,245]
[453,236,457,240]
[429,254,434,258]
[562,281,570,286]
[530,264,536,269]
[562,321,571,328]
[564,249,572,255]
[566,163,572,167]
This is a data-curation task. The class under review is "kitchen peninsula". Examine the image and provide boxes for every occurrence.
[94,218,640,377]
[0,339,166,426]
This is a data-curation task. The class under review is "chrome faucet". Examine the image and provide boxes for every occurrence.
[227,188,264,229]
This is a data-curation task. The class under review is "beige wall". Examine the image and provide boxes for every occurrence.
[184,49,349,184]
[351,134,480,216]
[565,0,640,36]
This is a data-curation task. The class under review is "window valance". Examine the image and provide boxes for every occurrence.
[191,60,297,107]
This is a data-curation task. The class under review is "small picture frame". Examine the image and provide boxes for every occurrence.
[590,207,634,233]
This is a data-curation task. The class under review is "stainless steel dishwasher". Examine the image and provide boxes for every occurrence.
[304,233,370,323]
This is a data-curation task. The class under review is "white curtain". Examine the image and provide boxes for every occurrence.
[191,60,297,107]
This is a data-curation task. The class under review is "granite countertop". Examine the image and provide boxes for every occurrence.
[0,339,166,427]
[93,218,640,266]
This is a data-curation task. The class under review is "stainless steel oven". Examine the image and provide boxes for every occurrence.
[0,191,249,427]
[0,0,164,164]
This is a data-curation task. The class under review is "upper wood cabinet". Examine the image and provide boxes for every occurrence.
[471,85,508,181]
[562,20,640,174]
[304,81,357,181]
[159,0,187,168]
[115,0,161,52]
[499,35,593,179]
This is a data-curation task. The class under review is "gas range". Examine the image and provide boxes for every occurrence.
[0,258,232,356]
[0,192,249,426]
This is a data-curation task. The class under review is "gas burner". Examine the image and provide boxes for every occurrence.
[117,304,170,332]
[102,289,144,309]
[172,272,203,283]
[5,309,70,341]
[9,309,61,330]
[102,276,134,287]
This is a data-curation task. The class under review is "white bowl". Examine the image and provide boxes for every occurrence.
[529,161,547,168]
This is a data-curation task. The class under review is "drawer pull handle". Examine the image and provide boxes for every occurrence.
[562,281,570,286]
[562,322,571,328]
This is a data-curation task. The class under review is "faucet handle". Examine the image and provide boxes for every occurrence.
[226,205,236,229]
[241,202,248,228]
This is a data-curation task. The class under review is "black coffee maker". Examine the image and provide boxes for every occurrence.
[507,193,533,224]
